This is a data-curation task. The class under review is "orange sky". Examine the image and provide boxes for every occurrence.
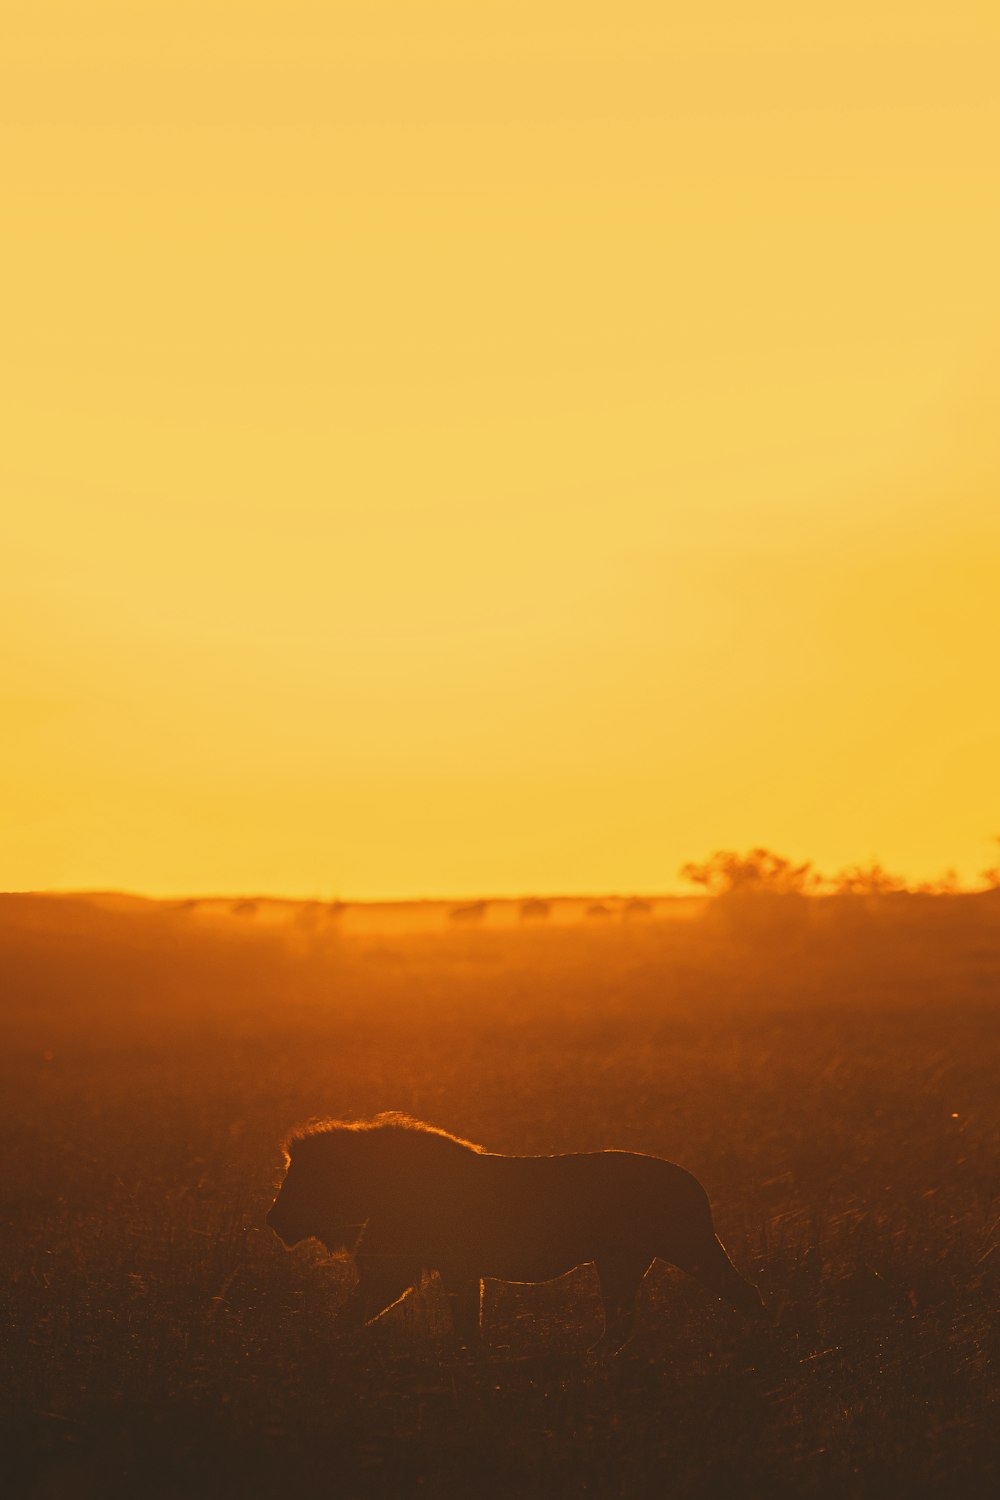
[3,2,999,899]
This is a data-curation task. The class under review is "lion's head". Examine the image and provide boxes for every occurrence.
[266,1113,481,1252]
[266,1126,370,1251]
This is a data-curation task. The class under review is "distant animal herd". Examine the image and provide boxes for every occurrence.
[448,897,657,924]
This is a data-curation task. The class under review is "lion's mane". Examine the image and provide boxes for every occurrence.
[282,1112,484,1161]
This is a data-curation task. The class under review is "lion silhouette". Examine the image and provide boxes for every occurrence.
[266,1114,764,1354]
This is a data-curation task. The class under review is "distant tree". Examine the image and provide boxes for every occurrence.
[979,837,1000,891]
[518,898,551,921]
[830,863,906,897]
[586,902,614,919]
[679,848,816,897]
[911,870,962,896]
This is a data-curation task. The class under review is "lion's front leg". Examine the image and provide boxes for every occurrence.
[592,1251,653,1357]
[336,1256,422,1332]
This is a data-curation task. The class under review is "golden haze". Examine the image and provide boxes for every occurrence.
[2,2,999,899]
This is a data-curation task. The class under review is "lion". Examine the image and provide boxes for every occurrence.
[266,1113,765,1354]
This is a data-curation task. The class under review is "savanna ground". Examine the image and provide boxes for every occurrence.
[2,891,998,1498]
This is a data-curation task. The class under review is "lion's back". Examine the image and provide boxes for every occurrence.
[477,1150,707,1240]
[285,1121,711,1274]
[405,1148,711,1274]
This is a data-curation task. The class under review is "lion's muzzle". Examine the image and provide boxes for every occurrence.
[266,1206,306,1248]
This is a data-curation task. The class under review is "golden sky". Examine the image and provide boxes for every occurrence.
[3,2,999,899]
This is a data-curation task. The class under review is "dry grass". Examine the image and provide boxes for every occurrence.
[2,892,998,1497]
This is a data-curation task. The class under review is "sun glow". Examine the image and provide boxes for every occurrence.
[3,2,999,898]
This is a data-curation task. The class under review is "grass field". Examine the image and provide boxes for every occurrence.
[2,892,998,1498]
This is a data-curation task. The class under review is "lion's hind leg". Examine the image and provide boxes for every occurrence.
[592,1251,653,1357]
[440,1272,484,1352]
